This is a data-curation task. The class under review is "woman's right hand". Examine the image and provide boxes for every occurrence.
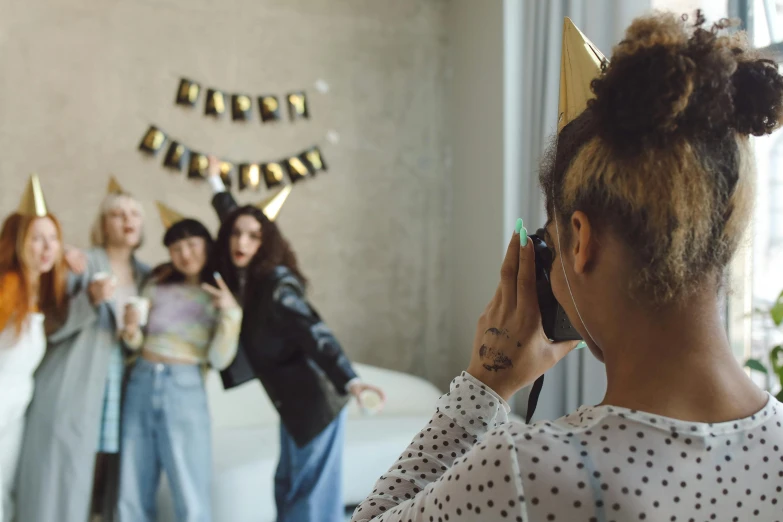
[88,277,116,306]
[466,222,579,401]
[207,155,220,179]
[123,303,140,337]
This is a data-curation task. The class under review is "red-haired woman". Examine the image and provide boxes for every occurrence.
[0,175,66,522]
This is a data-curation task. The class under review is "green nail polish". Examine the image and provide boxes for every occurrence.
[515,218,523,235]
[576,341,587,350]
[520,228,528,247]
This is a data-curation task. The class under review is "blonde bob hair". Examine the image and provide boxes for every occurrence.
[90,192,145,248]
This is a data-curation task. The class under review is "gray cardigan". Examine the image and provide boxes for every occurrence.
[16,248,149,522]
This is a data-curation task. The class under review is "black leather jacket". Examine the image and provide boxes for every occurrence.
[213,192,358,447]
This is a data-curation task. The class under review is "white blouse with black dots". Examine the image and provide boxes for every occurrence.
[351,372,783,522]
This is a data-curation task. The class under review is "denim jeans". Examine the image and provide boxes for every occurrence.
[118,359,211,522]
[274,408,346,522]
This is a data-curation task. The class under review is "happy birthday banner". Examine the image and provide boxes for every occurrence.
[138,125,327,191]
[175,78,309,123]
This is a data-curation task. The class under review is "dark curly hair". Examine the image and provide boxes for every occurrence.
[214,205,307,298]
[541,11,783,303]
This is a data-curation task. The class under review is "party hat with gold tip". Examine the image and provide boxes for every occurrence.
[155,201,185,230]
[17,174,49,217]
[256,185,292,222]
[558,17,607,132]
[107,176,126,195]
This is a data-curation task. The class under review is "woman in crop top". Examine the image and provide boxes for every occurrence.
[117,214,241,522]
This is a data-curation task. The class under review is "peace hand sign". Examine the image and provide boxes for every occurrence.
[201,272,239,311]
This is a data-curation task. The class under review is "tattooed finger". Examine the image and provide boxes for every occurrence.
[485,327,510,339]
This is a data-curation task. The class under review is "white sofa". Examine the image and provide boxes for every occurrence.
[155,364,445,522]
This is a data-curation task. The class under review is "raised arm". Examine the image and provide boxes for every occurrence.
[206,307,242,370]
[207,155,239,223]
[350,373,525,521]
[201,273,242,370]
[351,227,579,520]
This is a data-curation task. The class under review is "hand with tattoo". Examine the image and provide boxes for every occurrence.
[467,227,579,401]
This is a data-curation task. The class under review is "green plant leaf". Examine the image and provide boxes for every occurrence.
[776,389,783,403]
[745,358,768,374]
[770,346,783,376]
[771,301,783,326]
[771,289,783,326]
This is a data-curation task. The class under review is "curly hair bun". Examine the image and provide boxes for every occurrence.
[589,11,783,149]
[732,57,783,135]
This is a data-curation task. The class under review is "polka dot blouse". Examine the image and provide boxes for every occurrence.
[351,372,783,521]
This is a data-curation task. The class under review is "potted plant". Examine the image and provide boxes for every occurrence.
[744,289,783,401]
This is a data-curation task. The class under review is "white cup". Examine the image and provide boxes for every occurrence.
[126,297,150,326]
[92,272,117,285]
[359,390,384,416]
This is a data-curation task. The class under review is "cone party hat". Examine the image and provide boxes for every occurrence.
[558,17,607,132]
[17,174,49,217]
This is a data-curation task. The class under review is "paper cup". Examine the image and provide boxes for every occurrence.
[127,297,150,326]
[92,272,117,285]
[359,390,383,416]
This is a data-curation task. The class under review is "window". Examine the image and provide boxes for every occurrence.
[748,0,783,395]
[652,1,783,395]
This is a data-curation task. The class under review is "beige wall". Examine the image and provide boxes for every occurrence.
[0,0,453,383]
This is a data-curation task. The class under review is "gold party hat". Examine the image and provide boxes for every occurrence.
[155,201,185,230]
[256,185,292,222]
[107,176,125,195]
[558,17,607,132]
[17,174,49,217]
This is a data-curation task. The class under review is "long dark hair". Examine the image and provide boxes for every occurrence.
[214,205,307,298]
[150,218,216,285]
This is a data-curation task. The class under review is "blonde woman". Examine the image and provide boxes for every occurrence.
[17,179,150,522]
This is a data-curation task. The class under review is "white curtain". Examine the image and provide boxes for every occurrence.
[507,0,652,421]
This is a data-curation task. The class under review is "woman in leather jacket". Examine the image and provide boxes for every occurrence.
[205,157,385,522]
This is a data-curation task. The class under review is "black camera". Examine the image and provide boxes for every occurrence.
[524,228,582,422]
[529,228,582,342]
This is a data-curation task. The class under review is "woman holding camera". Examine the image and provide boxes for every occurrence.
[352,12,783,522]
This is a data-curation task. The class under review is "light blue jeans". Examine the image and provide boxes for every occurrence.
[119,358,212,522]
[274,408,347,522]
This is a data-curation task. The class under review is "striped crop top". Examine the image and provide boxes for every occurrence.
[127,282,242,370]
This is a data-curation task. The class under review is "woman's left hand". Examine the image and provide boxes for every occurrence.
[202,273,239,311]
[466,228,579,401]
[348,381,387,412]
[207,155,221,179]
